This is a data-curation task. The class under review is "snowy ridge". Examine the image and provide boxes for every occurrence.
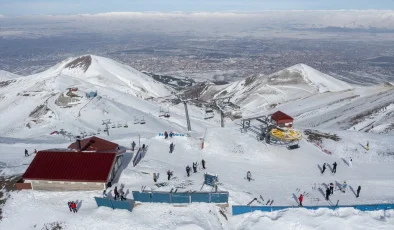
[0,70,21,81]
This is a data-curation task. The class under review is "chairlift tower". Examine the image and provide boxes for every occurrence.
[175,95,193,131]
[102,119,111,136]
[212,96,233,128]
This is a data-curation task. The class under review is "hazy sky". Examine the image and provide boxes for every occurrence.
[1,0,393,16]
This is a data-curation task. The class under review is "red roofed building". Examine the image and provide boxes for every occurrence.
[21,150,121,191]
[68,136,124,153]
[271,111,294,128]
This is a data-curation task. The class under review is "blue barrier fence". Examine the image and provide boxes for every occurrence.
[232,204,394,215]
[132,191,229,204]
[94,197,134,212]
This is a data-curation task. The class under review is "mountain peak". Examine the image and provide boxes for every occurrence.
[64,55,92,73]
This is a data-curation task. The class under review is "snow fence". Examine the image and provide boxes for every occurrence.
[94,197,134,212]
[132,191,229,204]
[232,203,394,215]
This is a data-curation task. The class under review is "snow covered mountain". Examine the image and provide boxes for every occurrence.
[0,70,20,81]
[1,57,394,229]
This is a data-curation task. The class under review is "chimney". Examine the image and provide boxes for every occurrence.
[76,136,82,151]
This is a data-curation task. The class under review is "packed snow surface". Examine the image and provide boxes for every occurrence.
[0,56,394,229]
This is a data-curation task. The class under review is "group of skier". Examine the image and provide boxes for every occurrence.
[164,131,174,139]
[67,201,78,213]
[186,159,206,177]
[24,149,37,157]
[321,162,337,174]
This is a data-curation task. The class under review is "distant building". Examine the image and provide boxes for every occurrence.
[17,137,125,191]
[271,111,294,128]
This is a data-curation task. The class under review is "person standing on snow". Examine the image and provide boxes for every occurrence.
[201,159,206,169]
[325,187,330,200]
[246,171,252,182]
[329,182,334,195]
[67,201,72,212]
[321,163,326,174]
[153,172,157,182]
[348,158,353,167]
[103,190,107,198]
[332,162,337,174]
[356,186,361,198]
[131,141,136,151]
[164,131,168,139]
[192,162,197,173]
[298,194,304,206]
[114,186,119,200]
[169,132,173,138]
[342,181,348,193]
[24,149,29,157]
[167,170,172,180]
[169,143,174,153]
[366,141,369,150]
[142,144,146,151]
[186,166,191,177]
[71,201,77,213]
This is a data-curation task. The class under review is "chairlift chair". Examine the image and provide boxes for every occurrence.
[159,107,165,117]
[204,107,214,120]
[124,121,128,128]
[97,128,101,134]
[112,123,116,128]
[117,121,122,128]
[133,116,139,124]
[140,116,146,124]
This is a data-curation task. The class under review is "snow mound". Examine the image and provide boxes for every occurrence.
[288,64,353,93]
[0,70,21,81]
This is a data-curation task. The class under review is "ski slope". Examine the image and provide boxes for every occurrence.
[1,56,394,229]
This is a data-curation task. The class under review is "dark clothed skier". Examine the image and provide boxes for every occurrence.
[329,182,334,195]
[142,144,146,151]
[67,201,72,212]
[321,163,326,174]
[193,162,197,173]
[325,188,330,200]
[298,194,304,206]
[114,186,119,200]
[201,159,206,169]
[169,132,173,138]
[356,186,361,198]
[164,131,168,139]
[24,149,28,157]
[186,166,191,177]
[332,162,337,174]
[153,173,157,182]
[167,170,172,180]
[246,171,252,182]
[120,190,126,201]
[131,141,136,151]
[169,143,174,153]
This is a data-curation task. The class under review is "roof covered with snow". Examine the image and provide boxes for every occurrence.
[68,136,118,151]
[23,151,116,182]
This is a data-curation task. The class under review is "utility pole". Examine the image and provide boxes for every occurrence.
[102,119,111,136]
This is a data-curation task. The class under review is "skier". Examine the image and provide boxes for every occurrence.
[102,190,107,198]
[298,194,304,206]
[321,163,326,174]
[34,149,37,154]
[169,142,174,153]
[131,141,136,151]
[24,149,28,157]
[153,172,157,182]
[164,131,168,139]
[201,159,206,169]
[329,182,334,195]
[71,201,77,213]
[186,165,191,177]
[325,187,330,200]
[114,186,119,200]
[120,190,126,201]
[246,171,252,182]
[366,141,369,150]
[342,181,347,193]
[142,144,146,151]
[67,201,72,212]
[192,162,197,173]
[332,162,337,174]
[356,185,361,198]
[348,158,353,167]
[167,170,172,180]
[169,132,173,138]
